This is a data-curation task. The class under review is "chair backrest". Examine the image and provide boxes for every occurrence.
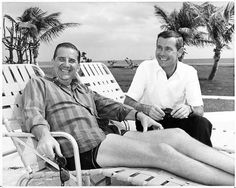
[79,62,125,103]
[2,64,46,173]
[2,64,45,130]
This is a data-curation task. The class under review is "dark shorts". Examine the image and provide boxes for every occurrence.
[66,143,101,170]
[66,124,127,170]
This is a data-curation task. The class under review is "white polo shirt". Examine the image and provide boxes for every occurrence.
[126,59,203,109]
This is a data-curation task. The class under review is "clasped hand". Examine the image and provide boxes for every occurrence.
[147,104,191,120]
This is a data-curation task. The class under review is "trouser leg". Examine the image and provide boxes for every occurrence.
[159,115,212,147]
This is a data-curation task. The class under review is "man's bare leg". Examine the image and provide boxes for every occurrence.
[96,134,234,185]
[123,128,234,175]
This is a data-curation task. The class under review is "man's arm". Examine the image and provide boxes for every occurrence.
[185,67,204,117]
[22,77,62,159]
[124,95,165,121]
[124,109,163,132]
[124,95,150,114]
[191,105,204,116]
[31,125,63,159]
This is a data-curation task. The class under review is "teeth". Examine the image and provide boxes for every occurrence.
[61,69,69,73]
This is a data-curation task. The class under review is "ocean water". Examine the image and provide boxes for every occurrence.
[39,58,234,67]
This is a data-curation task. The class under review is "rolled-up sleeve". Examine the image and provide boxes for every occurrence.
[22,76,50,133]
[93,92,134,122]
[185,68,203,106]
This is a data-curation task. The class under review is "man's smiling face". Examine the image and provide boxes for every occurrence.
[155,37,180,70]
[53,47,79,86]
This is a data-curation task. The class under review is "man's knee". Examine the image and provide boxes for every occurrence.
[149,143,180,167]
[163,128,189,146]
[170,128,188,137]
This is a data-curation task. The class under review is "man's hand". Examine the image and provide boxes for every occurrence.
[171,104,192,119]
[146,105,165,121]
[37,134,63,160]
[32,125,63,160]
[137,112,163,132]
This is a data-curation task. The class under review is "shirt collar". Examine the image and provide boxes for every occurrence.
[154,58,182,78]
[153,59,163,72]
[51,76,84,91]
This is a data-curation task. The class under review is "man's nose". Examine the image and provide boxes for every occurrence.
[63,59,70,66]
[158,49,165,56]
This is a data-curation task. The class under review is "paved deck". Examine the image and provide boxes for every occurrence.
[2,111,235,186]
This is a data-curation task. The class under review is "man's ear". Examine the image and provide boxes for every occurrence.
[177,47,184,58]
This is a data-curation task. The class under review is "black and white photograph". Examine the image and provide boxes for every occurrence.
[2,1,235,186]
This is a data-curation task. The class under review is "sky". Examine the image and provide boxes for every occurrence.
[2,1,235,62]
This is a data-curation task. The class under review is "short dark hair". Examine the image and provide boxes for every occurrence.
[157,30,183,50]
[53,42,81,62]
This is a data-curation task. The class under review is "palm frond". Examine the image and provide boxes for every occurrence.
[154,5,173,28]
[223,2,234,22]
[18,7,46,22]
[43,12,61,27]
[4,14,17,23]
[39,23,80,43]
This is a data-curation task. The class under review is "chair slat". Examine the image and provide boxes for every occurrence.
[26,65,37,76]
[17,65,31,82]
[10,66,24,83]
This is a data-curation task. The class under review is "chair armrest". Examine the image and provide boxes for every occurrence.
[3,131,82,186]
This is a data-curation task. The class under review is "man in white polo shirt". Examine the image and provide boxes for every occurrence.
[124,30,212,146]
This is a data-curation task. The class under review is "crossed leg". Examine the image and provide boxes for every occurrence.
[96,129,234,185]
[125,128,234,175]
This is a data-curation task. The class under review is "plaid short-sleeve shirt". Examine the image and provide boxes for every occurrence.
[22,76,133,157]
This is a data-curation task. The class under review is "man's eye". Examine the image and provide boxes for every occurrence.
[166,48,172,52]
[58,57,66,62]
[69,59,76,64]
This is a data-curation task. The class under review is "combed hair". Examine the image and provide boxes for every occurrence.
[157,30,183,50]
[53,42,81,62]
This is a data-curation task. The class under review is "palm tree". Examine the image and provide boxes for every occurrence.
[2,15,16,63]
[3,14,31,64]
[17,7,80,64]
[154,2,212,61]
[193,2,234,80]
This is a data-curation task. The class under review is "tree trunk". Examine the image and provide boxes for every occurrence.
[208,47,221,80]
[29,46,33,64]
[178,49,186,62]
[3,18,15,63]
[8,47,14,64]
[178,53,185,62]
[32,39,39,65]
[25,49,29,64]
[33,48,38,65]
[17,50,24,64]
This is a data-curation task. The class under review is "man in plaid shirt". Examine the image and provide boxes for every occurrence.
[22,42,234,185]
